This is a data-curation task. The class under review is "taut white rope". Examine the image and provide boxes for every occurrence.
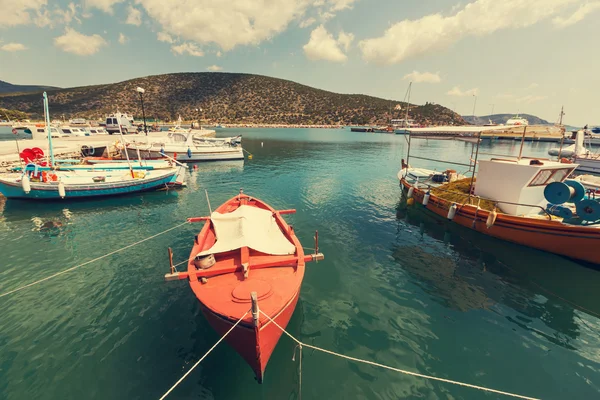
[260,310,540,400]
[0,221,190,299]
[159,310,250,400]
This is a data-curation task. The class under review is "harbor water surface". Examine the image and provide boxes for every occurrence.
[1,127,599,399]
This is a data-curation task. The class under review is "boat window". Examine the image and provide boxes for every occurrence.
[528,168,573,186]
[37,129,44,132]
[63,129,71,133]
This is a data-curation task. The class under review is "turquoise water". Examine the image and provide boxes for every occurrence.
[1,127,599,399]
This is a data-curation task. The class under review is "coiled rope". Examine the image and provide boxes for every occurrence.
[0,221,190,299]
[159,310,250,400]
[259,310,540,400]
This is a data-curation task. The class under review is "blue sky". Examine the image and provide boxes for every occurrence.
[0,0,599,125]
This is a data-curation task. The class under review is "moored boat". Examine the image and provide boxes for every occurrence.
[125,132,244,161]
[0,92,187,200]
[164,191,324,382]
[0,161,186,200]
[398,156,600,265]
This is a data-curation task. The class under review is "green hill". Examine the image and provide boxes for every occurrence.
[0,73,465,126]
[0,80,60,95]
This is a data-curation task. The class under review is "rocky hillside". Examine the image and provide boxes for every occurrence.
[0,73,466,126]
[0,80,59,95]
[463,114,551,125]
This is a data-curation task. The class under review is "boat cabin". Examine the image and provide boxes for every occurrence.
[474,158,577,216]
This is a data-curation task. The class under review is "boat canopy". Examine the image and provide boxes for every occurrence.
[198,205,296,256]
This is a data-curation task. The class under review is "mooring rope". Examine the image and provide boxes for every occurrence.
[158,310,250,400]
[259,310,540,400]
[0,221,190,299]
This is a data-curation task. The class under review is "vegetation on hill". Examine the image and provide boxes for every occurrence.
[463,114,552,126]
[0,107,28,121]
[0,73,466,126]
[0,80,59,95]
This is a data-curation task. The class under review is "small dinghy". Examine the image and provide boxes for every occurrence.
[165,190,324,382]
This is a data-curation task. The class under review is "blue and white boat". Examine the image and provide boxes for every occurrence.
[0,166,186,200]
[0,92,187,200]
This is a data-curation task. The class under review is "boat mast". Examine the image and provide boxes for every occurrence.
[404,82,412,125]
[558,106,565,126]
[117,117,135,178]
[404,82,412,178]
[43,92,55,167]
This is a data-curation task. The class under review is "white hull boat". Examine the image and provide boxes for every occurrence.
[125,132,244,162]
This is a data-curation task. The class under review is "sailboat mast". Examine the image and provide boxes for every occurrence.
[43,92,55,166]
[117,119,135,178]
[559,106,564,125]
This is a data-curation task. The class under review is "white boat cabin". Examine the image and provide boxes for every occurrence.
[475,158,577,216]
[60,126,89,136]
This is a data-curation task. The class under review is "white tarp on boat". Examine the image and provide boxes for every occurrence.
[198,205,295,256]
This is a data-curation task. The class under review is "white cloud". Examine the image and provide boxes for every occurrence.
[0,43,28,52]
[207,65,223,71]
[337,31,354,51]
[118,33,127,44]
[171,42,204,57]
[126,5,142,26]
[54,28,107,55]
[516,95,547,104]
[359,0,579,65]
[328,0,357,11]
[299,17,316,28]
[303,25,351,62]
[526,83,539,90]
[33,3,81,28]
[0,0,46,27]
[136,0,308,51]
[85,0,124,14]
[216,50,222,57]
[157,32,174,43]
[403,71,441,83]
[553,2,600,28]
[447,86,479,96]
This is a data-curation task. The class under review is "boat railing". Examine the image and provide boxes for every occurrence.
[408,155,472,168]
[412,180,553,221]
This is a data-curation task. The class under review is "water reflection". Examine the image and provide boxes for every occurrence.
[395,199,600,345]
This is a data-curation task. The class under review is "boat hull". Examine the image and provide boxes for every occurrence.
[125,148,244,162]
[400,179,600,265]
[0,171,181,200]
[199,288,300,383]
[186,193,307,381]
[573,157,600,174]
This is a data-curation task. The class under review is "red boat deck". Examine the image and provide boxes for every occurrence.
[185,193,311,382]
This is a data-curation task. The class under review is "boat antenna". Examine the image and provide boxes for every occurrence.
[205,189,212,214]
[43,92,55,167]
[117,118,135,178]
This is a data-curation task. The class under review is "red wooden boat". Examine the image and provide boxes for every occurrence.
[166,191,323,382]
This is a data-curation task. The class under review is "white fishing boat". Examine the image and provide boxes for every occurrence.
[193,135,242,145]
[86,127,109,135]
[24,124,68,139]
[60,126,89,136]
[125,131,244,162]
[506,115,529,126]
